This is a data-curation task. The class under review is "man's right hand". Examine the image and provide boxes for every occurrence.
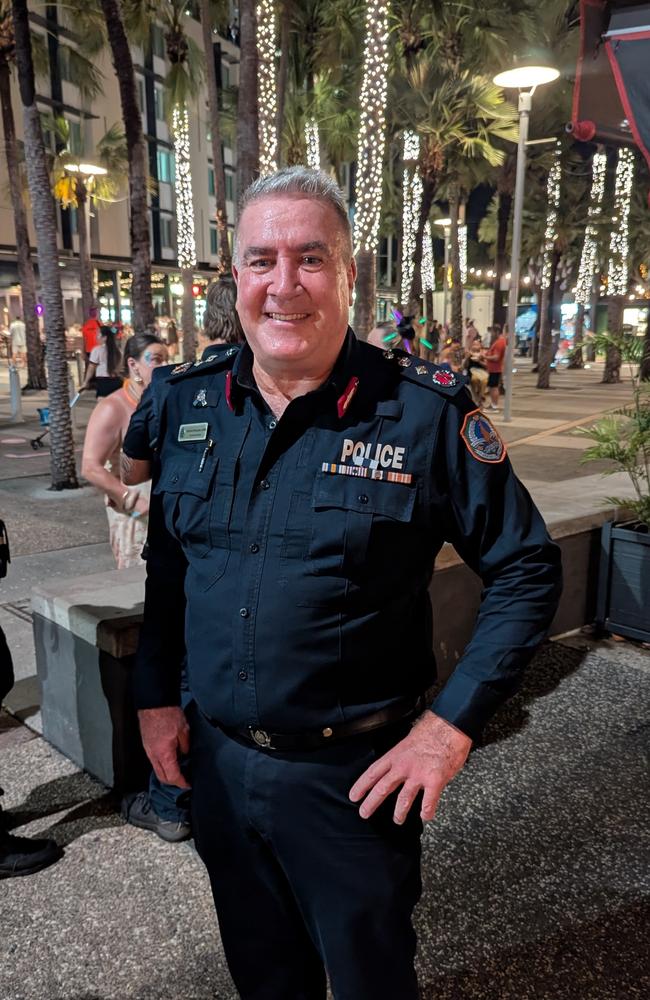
[138,706,191,789]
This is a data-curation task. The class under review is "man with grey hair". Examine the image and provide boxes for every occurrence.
[134,166,561,998]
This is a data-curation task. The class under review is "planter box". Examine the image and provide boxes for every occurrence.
[596,520,650,642]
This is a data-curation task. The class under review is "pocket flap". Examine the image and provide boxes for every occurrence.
[154,458,217,499]
[312,471,415,521]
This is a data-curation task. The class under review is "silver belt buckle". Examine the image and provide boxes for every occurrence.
[250,727,274,749]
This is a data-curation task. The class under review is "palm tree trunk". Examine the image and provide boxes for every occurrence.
[567,302,584,369]
[75,179,94,321]
[200,0,231,271]
[407,172,435,310]
[449,187,462,340]
[602,297,623,383]
[536,251,560,389]
[181,268,196,362]
[354,249,376,340]
[493,190,511,327]
[236,0,259,203]
[12,0,77,488]
[0,56,45,389]
[100,0,154,332]
[275,0,291,166]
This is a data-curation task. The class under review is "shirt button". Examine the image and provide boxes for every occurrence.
[171,474,179,484]
[238,670,248,681]
[249,543,260,554]
[239,607,250,618]
[259,479,270,490]
[358,493,369,504]
[268,420,277,430]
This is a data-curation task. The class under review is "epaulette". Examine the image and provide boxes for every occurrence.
[168,344,240,382]
[381,348,469,397]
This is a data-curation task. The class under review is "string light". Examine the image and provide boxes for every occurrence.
[400,131,422,302]
[353,0,390,254]
[541,142,562,290]
[607,147,634,297]
[304,118,320,170]
[459,224,467,286]
[171,106,196,270]
[575,151,606,305]
[421,220,435,293]
[257,0,278,175]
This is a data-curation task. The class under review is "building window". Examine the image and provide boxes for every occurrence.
[222,64,230,89]
[160,217,174,249]
[154,85,166,123]
[69,206,78,234]
[225,172,234,201]
[208,167,215,196]
[137,77,145,113]
[210,226,218,255]
[152,25,166,60]
[157,149,175,184]
[58,46,72,83]
[68,120,83,156]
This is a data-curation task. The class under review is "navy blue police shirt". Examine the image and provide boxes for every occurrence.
[134,329,562,741]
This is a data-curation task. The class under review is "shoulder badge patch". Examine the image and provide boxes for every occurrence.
[460,410,506,464]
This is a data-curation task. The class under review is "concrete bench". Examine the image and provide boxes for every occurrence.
[31,510,612,787]
[32,566,150,792]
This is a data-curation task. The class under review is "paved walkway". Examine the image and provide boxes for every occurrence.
[0,356,647,998]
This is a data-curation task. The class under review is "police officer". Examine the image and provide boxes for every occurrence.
[133,167,562,1000]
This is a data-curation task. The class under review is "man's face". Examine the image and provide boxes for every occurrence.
[232,195,356,374]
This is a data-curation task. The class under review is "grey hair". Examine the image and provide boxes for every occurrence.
[234,166,353,263]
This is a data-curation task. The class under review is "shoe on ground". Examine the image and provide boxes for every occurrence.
[488,404,500,411]
[121,791,191,843]
[0,830,63,878]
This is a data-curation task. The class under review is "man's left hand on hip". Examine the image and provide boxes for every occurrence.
[349,711,472,825]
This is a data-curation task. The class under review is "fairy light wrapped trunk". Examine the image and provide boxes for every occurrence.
[257,0,278,175]
[603,147,635,383]
[171,105,199,361]
[569,151,607,368]
[353,0,390,339]
[536,142,562,389]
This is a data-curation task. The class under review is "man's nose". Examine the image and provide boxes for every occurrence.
[269,259,302,297]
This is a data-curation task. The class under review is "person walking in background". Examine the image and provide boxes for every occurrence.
[199,274,245,356]
[9,315,26,367]
[82,306,101,361]
[80,324,124,398]
[164,319,179,361]
[464,317,479,355]
[485,323,507,412]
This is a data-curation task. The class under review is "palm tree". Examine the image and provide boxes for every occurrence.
[99,0,155,332]
[353,0,391,339]
[199,0,231,270]
[50,119,128,322]
[569,149,607,369]
[0,1,44,388]
[603,148,635,384]
[11,0,77,488]
[237,0,259,200]
[256,0,278,175]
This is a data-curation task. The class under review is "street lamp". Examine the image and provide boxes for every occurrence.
[434,218,452,325]
[493,61,559,422]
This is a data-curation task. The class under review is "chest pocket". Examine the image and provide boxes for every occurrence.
[307,471,416,579]
[154,455,228,586]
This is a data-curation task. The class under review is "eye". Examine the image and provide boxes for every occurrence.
[301,256,323,267]
[249,258,272,270]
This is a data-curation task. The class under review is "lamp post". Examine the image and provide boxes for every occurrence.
[434,218,452,327]
[493,64,559,422]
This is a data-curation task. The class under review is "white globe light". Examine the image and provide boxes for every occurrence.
[493,66,559,89]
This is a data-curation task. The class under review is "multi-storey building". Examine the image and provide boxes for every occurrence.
[0,4,240,329]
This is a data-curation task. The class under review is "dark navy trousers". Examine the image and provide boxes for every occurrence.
[189,704,422,1000]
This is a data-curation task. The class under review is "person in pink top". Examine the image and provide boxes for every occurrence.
[485,324,506,411]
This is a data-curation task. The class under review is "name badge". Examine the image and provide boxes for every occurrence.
[178,422,209,442]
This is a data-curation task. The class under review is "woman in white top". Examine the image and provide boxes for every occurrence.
[81,324,123,397]
[81,333,168,568]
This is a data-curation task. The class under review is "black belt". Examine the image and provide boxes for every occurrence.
[207,692,431,751]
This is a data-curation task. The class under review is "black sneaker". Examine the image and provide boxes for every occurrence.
[121,791,191,843]
[0,830,63,878]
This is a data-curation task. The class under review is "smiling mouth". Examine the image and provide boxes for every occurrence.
[266,312,310,321]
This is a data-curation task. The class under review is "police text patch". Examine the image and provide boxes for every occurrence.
[460,411,506,464]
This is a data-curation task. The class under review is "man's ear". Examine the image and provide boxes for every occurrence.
[347,257,357,305]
